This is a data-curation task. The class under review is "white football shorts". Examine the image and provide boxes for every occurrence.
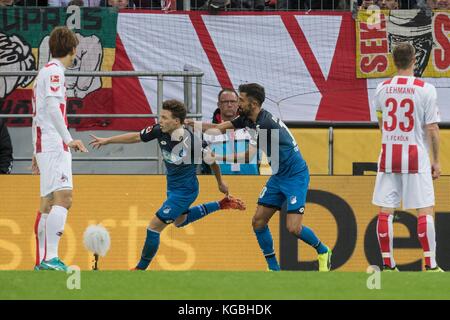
[372,172,435,210]
[36,151,73,197]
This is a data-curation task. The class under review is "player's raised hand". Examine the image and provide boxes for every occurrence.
[89,134,109,149]
[432,163,441,180]
[68,139,88,152]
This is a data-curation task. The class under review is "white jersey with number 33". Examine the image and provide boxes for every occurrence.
[32,59,68,154]
[374,76,440,174]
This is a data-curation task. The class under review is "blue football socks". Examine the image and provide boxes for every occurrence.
[298,225,328,254]
[254,225,280,271]
[136,228,160,270]
[177,201,220,227]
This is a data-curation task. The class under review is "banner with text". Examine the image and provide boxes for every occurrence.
[356,9,450,78]
[1,175,449,271]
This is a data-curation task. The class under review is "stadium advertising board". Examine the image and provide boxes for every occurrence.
[1,176,448,271]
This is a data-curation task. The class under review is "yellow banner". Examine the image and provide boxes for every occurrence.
[356,10,450,78]
[1,176,449,271]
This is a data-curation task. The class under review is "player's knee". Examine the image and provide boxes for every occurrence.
[60,195,72,209]
[174,220,186,228]
[287,223,301,236]
[417,206,434,217]
[252,216,266,229]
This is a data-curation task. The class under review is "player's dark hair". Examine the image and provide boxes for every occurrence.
[238,83,265,106]
[392,43,415,70]
[217,88,238,102]
[49,26,79,58]
[162,99,187,123]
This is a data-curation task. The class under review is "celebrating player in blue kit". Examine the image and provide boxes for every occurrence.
[187,83,331,271]
[89,99,245,270]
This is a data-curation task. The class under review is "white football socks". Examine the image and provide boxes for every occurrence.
[45,206,68,261]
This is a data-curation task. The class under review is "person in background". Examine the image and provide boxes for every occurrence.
[203,88,259,175]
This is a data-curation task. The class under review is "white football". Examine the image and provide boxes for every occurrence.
[83,224,111,257]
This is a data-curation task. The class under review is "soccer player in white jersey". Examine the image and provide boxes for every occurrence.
[372,43,443,272]
[32,26,88,271]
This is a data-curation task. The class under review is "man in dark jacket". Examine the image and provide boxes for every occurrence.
[0,119,13,174]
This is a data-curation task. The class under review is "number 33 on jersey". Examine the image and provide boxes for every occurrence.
[374,76,440,174]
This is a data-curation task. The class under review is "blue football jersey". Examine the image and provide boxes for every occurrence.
[140,124,206,190]
[231,109,307,176]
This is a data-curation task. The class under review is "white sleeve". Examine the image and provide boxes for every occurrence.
[44,68,65,98]
[424,86,440,125]
[46,96,73,145]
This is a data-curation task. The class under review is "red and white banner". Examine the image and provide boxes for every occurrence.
[117,11,372,128]
[3,11,449,130]
[116,10,449,128]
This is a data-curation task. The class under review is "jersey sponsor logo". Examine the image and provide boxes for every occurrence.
[50,86,60,92]
[161,148,187,164]
[50,75,60,83]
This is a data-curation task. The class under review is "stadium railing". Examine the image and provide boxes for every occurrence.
[0,70,204,174]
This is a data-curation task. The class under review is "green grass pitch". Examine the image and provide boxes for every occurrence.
[1,271,449,300]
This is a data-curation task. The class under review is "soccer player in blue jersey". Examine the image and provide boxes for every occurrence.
[89,99,245,270]
[187,83,332,271]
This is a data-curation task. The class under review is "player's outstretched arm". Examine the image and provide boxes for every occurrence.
[89,132,141,149]
[210,162,229,195]
[221,144,257,164]
[185,119,234,135]
[204,149,228,195]
[427,123,441,180]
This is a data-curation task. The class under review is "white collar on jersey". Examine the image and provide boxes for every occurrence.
[49,58,66,71]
